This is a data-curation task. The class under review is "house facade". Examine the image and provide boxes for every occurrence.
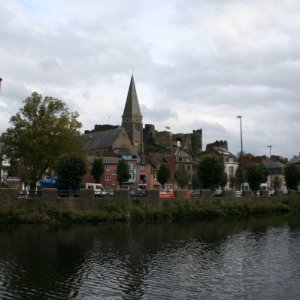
[205,143,239,190]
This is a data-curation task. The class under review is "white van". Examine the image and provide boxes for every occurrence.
[241,182,250,191]
[260,183,275,196]
[85,183,104,196]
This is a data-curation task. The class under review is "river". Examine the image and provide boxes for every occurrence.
[0,215,300,299]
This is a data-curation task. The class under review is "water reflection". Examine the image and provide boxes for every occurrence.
[0,215,299,299]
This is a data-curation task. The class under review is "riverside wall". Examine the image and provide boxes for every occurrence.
[0,188,297,213]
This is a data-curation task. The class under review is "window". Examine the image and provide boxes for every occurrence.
[105,175,111,181]
[229,166,234,176]
[140,165,145,171]
[105,165,111,171]
[154,170,157,180]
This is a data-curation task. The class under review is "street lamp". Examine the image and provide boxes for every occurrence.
[267,145,272,187]
[237,116,244,192]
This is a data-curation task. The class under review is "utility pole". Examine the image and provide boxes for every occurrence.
[237,116,244,192]
[267,145,272,188]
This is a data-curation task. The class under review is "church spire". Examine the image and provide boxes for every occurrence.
[122,75,143,155]
[122,75,142,118]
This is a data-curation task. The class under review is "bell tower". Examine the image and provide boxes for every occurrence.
[122,75,143,154]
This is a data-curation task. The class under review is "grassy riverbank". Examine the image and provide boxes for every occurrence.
[1,196,300,224]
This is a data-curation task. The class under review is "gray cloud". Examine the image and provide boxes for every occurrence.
[0,0,299,159]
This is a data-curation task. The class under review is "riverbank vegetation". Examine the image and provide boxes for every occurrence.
[0,196,300,225]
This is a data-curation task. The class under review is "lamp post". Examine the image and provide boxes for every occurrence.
[237,116,244,192]
[267,145,272,188]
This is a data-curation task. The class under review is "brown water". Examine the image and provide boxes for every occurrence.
[0,215,300,299]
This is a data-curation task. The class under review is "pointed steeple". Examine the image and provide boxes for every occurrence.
[122,75,143,155]
[122,75,142,118]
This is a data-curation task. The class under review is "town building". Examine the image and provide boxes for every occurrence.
[206,141,239,190]
[83,75,198,190]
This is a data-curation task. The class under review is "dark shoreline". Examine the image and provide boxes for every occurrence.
[0,195,300,225]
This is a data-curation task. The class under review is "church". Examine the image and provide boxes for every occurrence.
[83,76,195,190]
[83,75,144,159]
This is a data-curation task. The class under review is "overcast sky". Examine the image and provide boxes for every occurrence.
[0,0,299,159]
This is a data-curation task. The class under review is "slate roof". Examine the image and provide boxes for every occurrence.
[83,128,122,150]
[289,155,300,164]
[122,75,142,117]
[87,156,120,164]
[264,160,286,170]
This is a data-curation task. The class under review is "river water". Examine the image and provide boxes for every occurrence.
[0,215,300,299]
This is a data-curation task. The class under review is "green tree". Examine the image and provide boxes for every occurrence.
[175,164,189,189]
[234,165,247,189]
[191,174,201,189]
[91,158,104,183]
[197,155,226,189]
[157,164,170,188]
[55,153,87,192]
[246,163,268,191]
[1,92,85,190]
[284,164,300,190]
[117,159,130,185]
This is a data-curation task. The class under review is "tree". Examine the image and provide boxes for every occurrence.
[285,164,300,190]
[117,159,130,185]
[157,164,170,188]
[91,158,104,183]
[246,163,267,191]
[191,174,201,189]
[234,165,246,189]
[55,153,87,192]
[175,164,189,189]
[1,92,85,190]
[197,155,226,189]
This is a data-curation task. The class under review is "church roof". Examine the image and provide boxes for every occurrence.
[122,75,142,117]
[83,128,123,150]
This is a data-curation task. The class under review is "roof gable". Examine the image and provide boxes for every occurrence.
[83,128,123,150]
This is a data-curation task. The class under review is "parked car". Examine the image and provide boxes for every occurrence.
[102,189,116,197]
[233,190,243,197]
[159,190,175,199]
[191,189,201,197]
[129,189,147,197]
[212,189,223,197]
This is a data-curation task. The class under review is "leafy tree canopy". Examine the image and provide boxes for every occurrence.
[246,163,267,191]
[175,164,189,189]
[284,164,300,190]
[91,158,104,183]
[1,92,86,188]
[235,165,247,188]
[117,159,130,184]
[197,155,227,189]
[157,164,170,187]
[55,153,87,190]
[192,174,201,189]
